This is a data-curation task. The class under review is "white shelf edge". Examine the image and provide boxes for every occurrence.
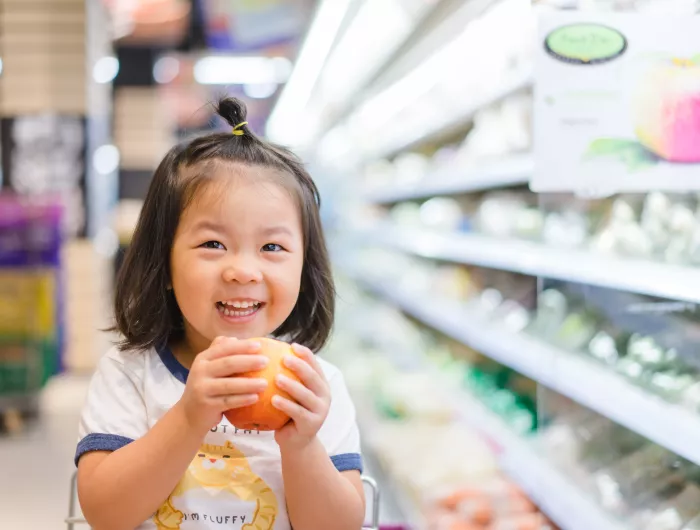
[349,272,700,468]
[365,154,533,204]
[364,225,700,303]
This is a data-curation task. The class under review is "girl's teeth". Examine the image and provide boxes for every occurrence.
[220,304,258,317]
[221,301,259,309]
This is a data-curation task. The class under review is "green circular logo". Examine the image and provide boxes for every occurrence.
[545,23,627,65]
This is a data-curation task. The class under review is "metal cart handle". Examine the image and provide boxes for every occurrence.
[362,475,381,530]
[67,472,381,529]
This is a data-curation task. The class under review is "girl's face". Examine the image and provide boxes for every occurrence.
[170,167,304,355]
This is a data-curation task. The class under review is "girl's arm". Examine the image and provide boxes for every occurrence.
[272,345,366,530]
[281,439,365,530]
[77,337,269,530]
[78,401,205,530]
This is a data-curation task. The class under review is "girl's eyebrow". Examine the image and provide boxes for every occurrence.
[262,226,293,237]
[190,220,225,232]
[189,221,292,237]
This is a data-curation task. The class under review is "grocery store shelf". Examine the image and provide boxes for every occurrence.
[369,67,533,161]
[348,271,700,468]
[352,347,626,530]
[364,225,700,303]
[366,154,532,204]
[455,392,627,530]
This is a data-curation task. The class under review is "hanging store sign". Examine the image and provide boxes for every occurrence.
[202,0,312,52]
[532,12,700,195]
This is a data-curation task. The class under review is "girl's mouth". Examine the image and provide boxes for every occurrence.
[216,300,264,319]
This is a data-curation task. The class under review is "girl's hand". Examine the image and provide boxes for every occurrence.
[179,336,269,434]
[272,343,331,450]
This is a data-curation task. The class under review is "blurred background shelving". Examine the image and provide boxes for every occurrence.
[292,0,700,529]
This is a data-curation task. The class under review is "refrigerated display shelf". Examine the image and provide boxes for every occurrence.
[351,350,626,530]
[362,225,700,303]
[366,68,533,162]
[455,391,627,530]
[365,154,532,204]
[346,270,700,469]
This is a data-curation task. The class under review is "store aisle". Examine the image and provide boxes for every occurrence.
[0,374,90,530]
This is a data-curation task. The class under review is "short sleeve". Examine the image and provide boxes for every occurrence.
[317,360,363,474]
[74,349,148,466]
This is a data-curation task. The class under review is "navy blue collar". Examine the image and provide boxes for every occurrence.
[157,344,189,384]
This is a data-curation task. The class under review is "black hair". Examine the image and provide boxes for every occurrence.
[112,97,335,353]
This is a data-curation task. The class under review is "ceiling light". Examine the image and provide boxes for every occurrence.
[266,0,354,144]
[244,83,278,99]
[193,56,292,85]
[93,56,120,84]
[154,56,180,84]
[93,145,120,175]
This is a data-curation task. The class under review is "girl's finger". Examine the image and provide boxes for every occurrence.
[208,376,268,397]
[283,354,328,399]
[275,374,320,413]
[291,343,325,377]
[208,353,269,377]
[271,395,312,425]
[204,338,262,361]
[218,393,259,410]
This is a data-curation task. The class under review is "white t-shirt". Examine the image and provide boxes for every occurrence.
[75,344,363,530]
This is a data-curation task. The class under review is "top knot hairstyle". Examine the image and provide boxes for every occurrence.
[112,97,335,354]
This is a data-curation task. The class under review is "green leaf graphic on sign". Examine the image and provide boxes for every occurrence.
[584,138,660,172]
[546,24,627,65]
[692,53,700,65]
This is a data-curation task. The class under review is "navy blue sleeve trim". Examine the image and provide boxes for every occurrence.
[75,433,134,467]
[331,453,363,473]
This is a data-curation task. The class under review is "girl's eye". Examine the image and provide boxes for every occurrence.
[201,241,225,250]
[262,243,284,252]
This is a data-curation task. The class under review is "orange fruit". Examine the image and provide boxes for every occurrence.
[223,337,301,431]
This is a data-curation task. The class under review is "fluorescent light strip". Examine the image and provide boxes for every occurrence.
[193,56,292,85]
[266,0,354,143]
[318,0,414,105]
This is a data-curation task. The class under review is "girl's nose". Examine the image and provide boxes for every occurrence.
[222,256,263,284]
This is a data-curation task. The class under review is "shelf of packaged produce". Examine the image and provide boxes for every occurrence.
[365,154,533,205]
[346,271,700,469]
[362,225,700,304]
[454,392,627,530]
[353,371,626,530]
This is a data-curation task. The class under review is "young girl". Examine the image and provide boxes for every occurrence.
[74,98,366,530]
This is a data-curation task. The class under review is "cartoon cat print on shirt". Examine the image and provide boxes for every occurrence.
[154,441,278,530]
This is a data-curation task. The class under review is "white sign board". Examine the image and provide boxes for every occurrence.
[532,12,700,195]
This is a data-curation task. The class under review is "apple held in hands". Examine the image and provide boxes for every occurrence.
[224,338,301,431]
[633,57,700,163]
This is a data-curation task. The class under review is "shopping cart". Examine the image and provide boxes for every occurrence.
[66,471,381,530]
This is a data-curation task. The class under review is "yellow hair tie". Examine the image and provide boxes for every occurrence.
[232,121,248,135]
